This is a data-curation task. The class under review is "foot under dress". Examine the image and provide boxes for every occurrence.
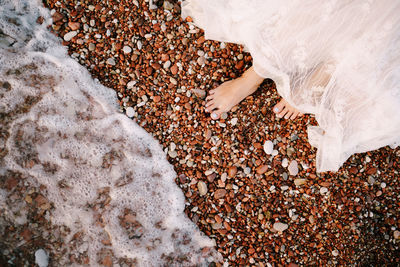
[182,0,400,172]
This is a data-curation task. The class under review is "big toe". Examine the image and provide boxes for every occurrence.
[211,110,222,120]
[273,100,286,114]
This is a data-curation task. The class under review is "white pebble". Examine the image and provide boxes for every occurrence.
[332,249,339,257]
[230,118,238,126]
[282,158,288,168]
[123,45,132,53]
[320,187,328,194]
[271,149,278,156]
[35,249,49,267]
[273,222,288,232]
[126,107,134,118]
[106,58,116,65]
[163,60,171,69]
[63,31,77,41]
[170,142,176,151]
[137,40,142,50]
[263,140,274,155]
[381,182,386,188]
[288,160,298,176]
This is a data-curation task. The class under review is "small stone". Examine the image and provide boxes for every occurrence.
[126,107,134,118]
[282,158,289,168]
[88,43,95,51]
[163,60,171,69]
[68,22,80,31]
[286,147,295,157]
[263,141,273,155]
[106,58,116,66]
[35,249,48,267]
[273,222,288,232]
[197,181,207,196]
[332,249,339,257]
[204,170,214,176]
[294,179,306,186]
[320,187,328,194]
[168,150,177,158]
[63,31,77,41]
[123,46,132,53]
[169,142,176,151]
[170,77,177,85]
[243,167,251,175]
[288,160,298,176]
[394,230,400,239]
[214,189,227,199]
[192,89,206,98]
[230,118,238,126]
[228,166,237,178]
[170,64,178,75]
[221,112,228,120]
[367,176,375,184]
[137,40,142,50]
[380,182,386,188]
[197,56,206,65]
[256,165,268,174]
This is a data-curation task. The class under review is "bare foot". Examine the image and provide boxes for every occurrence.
[205,66,264,119]
[273,99,303,119]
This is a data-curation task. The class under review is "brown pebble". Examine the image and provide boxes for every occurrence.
[146,67,153,75]
[153,95,161,102]
[68,22,80,31]
[256,165,268,174]
[228,166,237,178]
[214,189,227,199]
[171,64,178,75]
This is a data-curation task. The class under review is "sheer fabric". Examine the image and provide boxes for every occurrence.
[182,0,400,172]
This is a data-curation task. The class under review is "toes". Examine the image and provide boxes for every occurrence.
[206,95,214,101]
[284,110,293,119]
[277,107,289,118]
[290,111,299,120]
[273,100,286,114]
[205,101,217,113]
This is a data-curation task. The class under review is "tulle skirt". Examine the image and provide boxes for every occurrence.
[182,0,400,172]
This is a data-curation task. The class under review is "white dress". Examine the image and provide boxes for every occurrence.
[181,0,400,172]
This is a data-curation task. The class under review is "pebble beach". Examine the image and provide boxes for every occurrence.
[2,0,400,266]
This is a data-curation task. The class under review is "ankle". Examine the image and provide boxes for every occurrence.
[242,66,264,87]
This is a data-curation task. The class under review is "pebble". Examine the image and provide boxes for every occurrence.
[123,46,132,53]
[106,58,116,65]
[230,118,238,126]
[381,182,386,188]
[394,230,400,239]
[221,112,228,120]
[197,56,206,65]
[288,160,299,176]
[332,249,339,257]
[163,60,171,69]
[263,140,273,155]
[137,40,142,50]
[282,158,288,168]
[294,179,306,186]
[63,31,77,41]
[273,222,288,232]
[88,43,95,51]
[168,150,178,158]
[169,142,176,151]
[35,249,49,267]
[214,189,227,199]
[228,166,237,178]
[368,176,375,184]
[197,181,207,196]
[320,187,328,194]
[126,107,134,118]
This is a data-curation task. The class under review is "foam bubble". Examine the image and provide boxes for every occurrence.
[0,0,220,265]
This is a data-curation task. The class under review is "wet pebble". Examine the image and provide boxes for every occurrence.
[63,31,77,41]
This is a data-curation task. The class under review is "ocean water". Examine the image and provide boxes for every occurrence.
[0,0,218,265]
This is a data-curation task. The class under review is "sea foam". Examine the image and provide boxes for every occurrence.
[0,0,218,265]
